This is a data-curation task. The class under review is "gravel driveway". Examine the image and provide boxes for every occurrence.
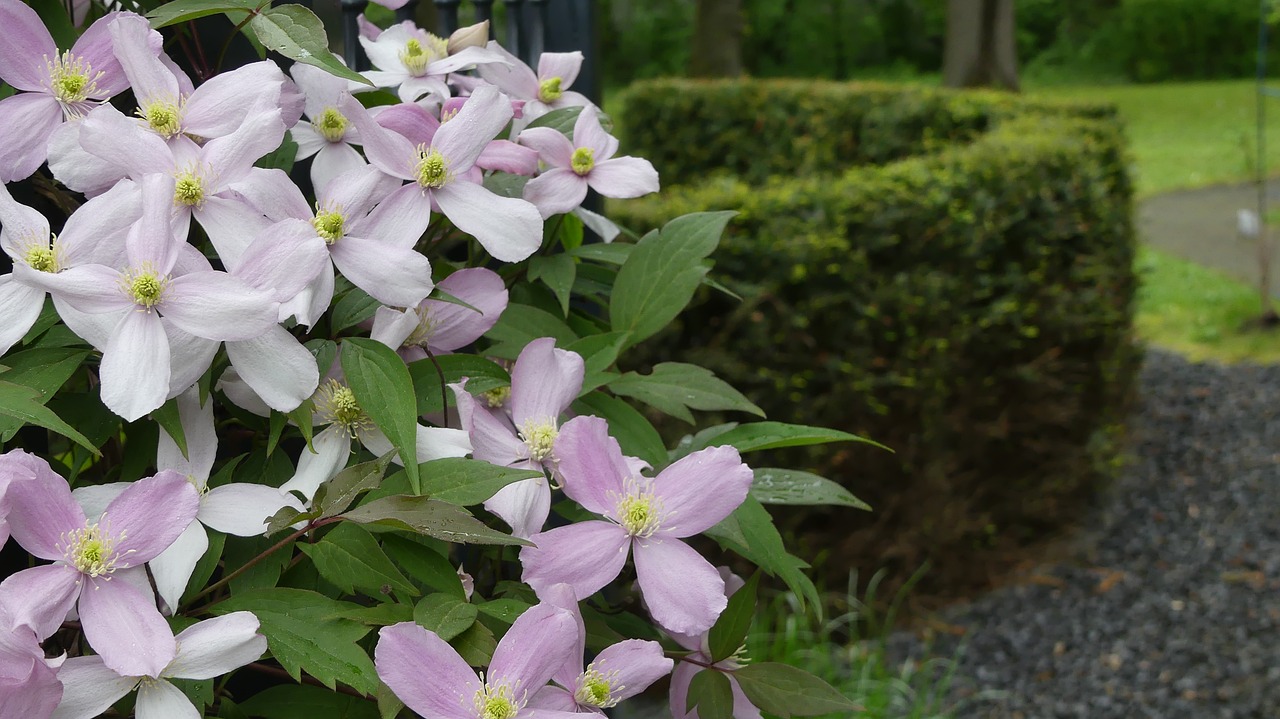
[891,350,1280,718]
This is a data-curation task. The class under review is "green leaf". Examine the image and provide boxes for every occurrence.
[29,0,75,49]
[527,254,576,316]
[341,495,532,546]
[249,5,372,85]
[211,588,379,694]
[565,331,630,394]
[686,668,734,719]
[733,662,859,717]
[450,620,497,666]
[607,362,764,424]
[147,0,259,27]
[484,303,579,358]
[398,457,542,506]
[339,603,414,626]
[342,338,420,492]
[413,593,478,641]
[572,391,667,470]
[151,397,188,460]
[288,398,316,452]
[704,497,819,613]
[179,530,226,607]
[708,421,887,454]
[315,450,396,517]
[0,381,100,456]
[0,347,88,439]
[525,105,584,135]
[331,287,382,333]
[408,355,509,416]
[238,684,380,719]
[751,468,870,510]
[610,211,735,349]
[708,573,759,663]
[476,598,531,626]
[299,523,419,600]
[376,681,405,719]
[254,133,299,172]
[381,534,466,598]
[570,242,633,265]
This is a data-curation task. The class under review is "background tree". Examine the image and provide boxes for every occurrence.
[690,0,745,77]
[943,0,1019,90]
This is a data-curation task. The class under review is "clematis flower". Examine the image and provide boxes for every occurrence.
[477,42,591,127]
[375,601,580,719]
[667,570,761,719]
[0,457,199,677]
[0,3,146,181]
[531,583,673,715]
[340,85,543,263]
[51,612,266,719]
[370,267,509,363]
[450,337,584,538]
[290,60,370,193]
[0,604,62,718]
[520,106,659,218]
[520,416,753,635]
[360,21,503,103]
[375,100,539,176]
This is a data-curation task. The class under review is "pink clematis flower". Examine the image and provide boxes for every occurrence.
[375,601,580,719]
[290,60,370,194]
[520,106,659,218]
[450,337,584,539]
[51,612,266,719]
[370,266,509,363]
[0,603,62,717]
[0,456,199,678]
[520,416,753,635]
[0,3,146,181]
[340,85,543,262]
[360,21,503,103]
[376,100,539,176]
[477,42,592,127]
[667,570,761,719]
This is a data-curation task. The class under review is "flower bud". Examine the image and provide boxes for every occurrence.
[448,20,489,53]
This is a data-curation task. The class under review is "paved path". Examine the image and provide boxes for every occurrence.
[1139,181,1280,288]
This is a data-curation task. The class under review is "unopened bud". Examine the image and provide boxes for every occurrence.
[448,20,489,53]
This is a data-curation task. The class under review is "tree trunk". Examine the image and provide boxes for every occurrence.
[689,0,744,78]
[943,0,1019,91]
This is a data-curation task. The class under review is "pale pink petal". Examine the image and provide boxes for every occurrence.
[202,110,286,190]
[0,565,80,639]
[109,13,178,106]
[433,85,511,174]
[652,445,752,539]
[553,416,630,518]
[162,323,218,399]
[520,521,630,599]
[573,106,618,161]
[587,157,660,200]
[215,366,272,418]
[291,123,326,160]
[183,61,287,139]
[127,174,183,273]
[78,577,176,677]
[72,482,128,522]
[0,279,43,356]
[100,310,169,422]
[488,602,576,690]
[50,656,139,719]
[0,180,49,252]
[225,327,320,413]
[528,686,578,712]
[51,297,114,349]
[517,127,573,169]
[166,612,266,679]
[200,483,299,537]
[0,0,55,91]
[475,41,539,99]
[58,178,141,266]
[538,582,586,689]
[279,425,350,501]
[633,538,726,635]
[375,101,438,147]
[232,219,328,299]
[370,306,420,349]
[375,622,478,719]
[511,337,583,429]
[161,271,278,341]
[477,140,538,175]
[522,167,588,218]
[0,94,62,182]
[78,104,175,179]
[451,386,526,467]
[71,11,138,98]
[226,167,311,222]
[591,639,673,701]
[352,183,430,248]
[397,74,449,104]
[104,471,200,564]
[13,264,130,315]
[428,45,506,76]
[5,453,86,559]
[280,261,335,328]
[291,61,349,117]
[135,678,199,719]
[434,181,541,262]
[312,142,368,196]
[537,52,583,89]
[360,26,412,74]
[484,476,550,539]
[423,267,508,352]
[414,425,473,461]
[668,660,699,719]
[320,163,393,220]
[330,234,435,308]
[194,195,273,267]
[45,119,125,196]
[361,69,409,89]
[339,94,416,180]
[148,520,207,615]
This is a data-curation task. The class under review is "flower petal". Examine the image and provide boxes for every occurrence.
[0,278,44,356]
[166,612,266,680]
[591,639,674,701]
[49,656,138,719]
[520,521,630,600]
[587,157,660,200]
[433,85,512,174]
[13,264,130,315]
[135,678,199,719]
[104,470,200,564]
[537,52,583,89]
[200,109,285,190]
[488,601,577,691]
[232,219,329,300]
[225,326,320,413]
[0,94,62,183]
[517,127,574,169]
[375,101,438,147]
[339,93,416,180]
[0,179,50,254]
[163,322,218,399]
[161,271,278,342]
[476,139,538,175]
[46,119,126,196]
[194,195,274,269]
[484,476,550,540]
[147,520,207,616]
[225,167,311,223]
[433,181,541,262]
[5,452,87,559]
[573,105,618,161]
[72,11,141,98]
[59,178,141,266]
[200,483,300,537]
[375,621,478,719]
[667,660,699,719]
[330,234,435,308]
[0,0,54,91]
[79,104,175,179]
[652,445,752,539]
[99,310,169,422]
[451,385,526,467]
[553,416,630,518]
[72,482,128,522]
[157,389,216,484]
[475,41,539,99]
[0,565,81,640]
[522,168,588,218]
[78,576,177,677]
[353,182,430,248]
[279,425,350,501]
[109,13,178,107]
[633,537,726,635]
[423,268,508,352]
[511,337,584,429]
[183,61,288,140]
[312,142,369,197]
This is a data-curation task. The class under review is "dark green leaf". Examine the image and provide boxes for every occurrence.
[300,523,419,600]
[211,588,379,694]
[708,573,758,663]
[450,620,497,666]
[528,254,576,316]
[315,450,396,517]
[376,681,405,719]
[396,457,542,506]
[686,668,734,719]
[0,381,99,456]
[704,497,819,613]
[570,242,633,265]
[709,421,887,454]
[381,534,466,598]
[751,468,870,510]
[341,495,532,546]
[408,354,510,416]
[29,0,75,49]
[566,331,630,394]
[0,347,88,438]
[342,338,420,492]
[733,662,859,717]
[288,398,316,452]
[331,287,381,333]
[608,362,763,424]
[147,0,259,27]
[179,529,226,608]
[572,391,666,470]
[475,598,530,626]
[151,397,188,460]
[485,303,579,358]
[525,105,583,135]
[249,5,372,85]
[254,134,299,172]
[238,684,380,719]
[339,602,414,626]
[265,506,317,536]
[413,593,478,641]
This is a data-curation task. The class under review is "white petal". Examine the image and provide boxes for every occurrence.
[0,277,44,356]
[71,482,128,522]
[199,483,300,537]
[100,310,170,422]
[279,425,350,501]
[50,656,139,719]
[166,612,267,680]
[156,386,217,481]
[148,520,208,615]
[225,326,319,413]
[135,678,200,719]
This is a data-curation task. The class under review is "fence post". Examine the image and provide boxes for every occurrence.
[434,0,462,35]
[541,0,599,104]
[340,0,370,71]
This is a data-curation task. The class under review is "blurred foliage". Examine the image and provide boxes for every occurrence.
[611,79,1139,596]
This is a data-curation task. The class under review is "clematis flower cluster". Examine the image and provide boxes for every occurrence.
[0,2,853,718]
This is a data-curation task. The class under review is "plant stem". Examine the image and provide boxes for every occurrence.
[216,10,259,73]
[185,517,341,606]
[424,346,449,429]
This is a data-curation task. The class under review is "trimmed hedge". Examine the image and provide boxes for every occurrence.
[612,79,1139,593]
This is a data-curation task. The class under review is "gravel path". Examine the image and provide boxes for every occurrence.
[891,350,1280,718]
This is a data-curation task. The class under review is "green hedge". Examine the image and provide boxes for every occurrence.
[611,80,1139,592]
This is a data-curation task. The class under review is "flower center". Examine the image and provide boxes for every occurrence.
[518,419,558,463]
[173,169,206,208]
[60,517,129,577]
[472,681,521,719]
[121,264,170,309]
[315,378,372,436]
[140,101,183,138]
[402,308,437,348]
[538,76,563,103]
[483,386,510,409]
[45,51,102,108]
[24,245,58,273]
[612,477,664,538]
[399,35,446,77]
[313,210,345,244]
[416,148,450,189]
[570,147,594,176]
[313,107,349,142]
[574,667,621,708]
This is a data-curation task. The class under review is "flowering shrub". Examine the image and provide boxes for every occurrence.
[0,1,875,717]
